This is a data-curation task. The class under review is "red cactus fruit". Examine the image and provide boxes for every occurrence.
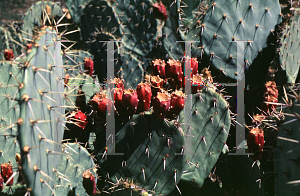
[182,57,198,75]
[0,173,3,191]
[84,57,94,76]
[72,110,88,130]
[114,88,125,114]
[1,163,13,186]
[153,1,168,21]
[152,59,166,79]
[26,43,33,50]
[263,81,278,113]
[91,92,107,120]
[166,59,184,89]
[4,49,14,61]
[247,128,264,161]
[122,89,139,115]
[153,92,171,120]
[113,78,124,90]
[137,82,152,111]
[83,170,96,196]
[64,74,70,85]
[170,90,186,115]
[150,75,164,97]
[191,74,204,94]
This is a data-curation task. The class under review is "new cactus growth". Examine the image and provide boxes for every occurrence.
[247,128,264,161]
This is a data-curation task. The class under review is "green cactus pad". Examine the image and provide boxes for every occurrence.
[1,184,27,195]
[201,0,281,79]
[17,26,65,195]
[21,1,63,41]
[178,87,231,187]
[97,113,185,195]
[55,142,97,196]
[278,9,300,84]
[274,85,300,196]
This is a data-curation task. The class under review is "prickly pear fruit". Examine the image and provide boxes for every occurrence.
[247,128,264,161]
[137,82,152,112]
[64,74,70,85]
[152,59,166,79]
[91,92,107,120]
[169,90,186,115]
[1,163,13,186]
[150,75,164,97]
[166,59,183,89]
[114,88,125,114]
[191,74,204,94]
[84,57,94,76]
[83,170,96,196]
[113,78,124,90]
[0,174,3,191]
[4,49,14,60]
[182,57,198,75]
[122,89,139,115]
[72,110,88,130]
[263,81,278,113]
[153,91,171,120]
[153,1,168,21]
[26,43,33,50]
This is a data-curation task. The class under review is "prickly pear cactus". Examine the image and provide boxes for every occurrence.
[201,0,281,79]
[96,113,185,195]
[178,87,231,187]
[21,1,63,41]
[17,26,65,195]
[278,9,300,84]
[273,85,300,196]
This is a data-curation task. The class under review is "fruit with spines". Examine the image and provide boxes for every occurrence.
[150,75,164,97]
[169,90,186,116]
[68,110,88,130]
[122,89,139,115]
[84,57,94,76]
[247,128,264,161]
[4,49,13,61]
[1,163,13,186]
[191,74,204,94]
[152,59,166,79]
[82,170,96,196]
[166,59,183,89]
[153,1,168,21]
[153,91,171,120]
[137,82,152,112]
[91,92,108,120]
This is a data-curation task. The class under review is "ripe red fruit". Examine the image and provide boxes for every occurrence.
[153,1,168,21]
[72,110,88,130]
[137,82,152,112]
[150,75,164,97]
[247,128,264,161]
[91,93,107,120]
[114,88,125,114]
[182,57,198,76]
[1,163,13,186]
[4,49,14,61]
[26,43,33,50]
[152,59,166,79]
[170,90,186,114]
[122,89,139,115]
[0,173,3,191]
[113,78,124,90]
[84,57,94,76]
[83,170,96,196]
[166,59,183,89]
[191,74,204,94]
[64,74,70,85]
[153,92,171,120]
